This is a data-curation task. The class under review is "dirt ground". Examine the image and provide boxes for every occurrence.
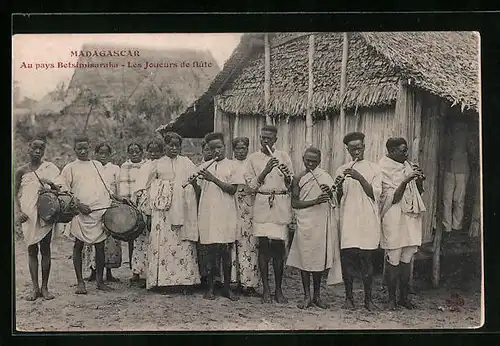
[14,236,482,332]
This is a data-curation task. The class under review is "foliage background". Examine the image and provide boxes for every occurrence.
[14,83,204,171]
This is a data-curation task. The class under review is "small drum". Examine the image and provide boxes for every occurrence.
[38,190,79,224]
[103,202,145,242]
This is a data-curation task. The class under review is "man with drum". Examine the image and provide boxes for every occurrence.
[15,135,60,301]
[57,135,123,294]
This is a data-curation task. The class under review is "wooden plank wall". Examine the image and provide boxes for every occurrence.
[215,86,458,244]
[418,92,442,243]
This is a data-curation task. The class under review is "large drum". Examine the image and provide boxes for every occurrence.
[103,202,145,242]
[37,190,79,224]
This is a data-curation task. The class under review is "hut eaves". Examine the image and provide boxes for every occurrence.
[167,31,479,135]
[359,32,479,113]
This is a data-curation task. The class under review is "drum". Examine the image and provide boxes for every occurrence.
[37,190,79,224]
[57,192,79,223]
[102,202,145,242]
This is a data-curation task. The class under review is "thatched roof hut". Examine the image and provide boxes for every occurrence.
[164,32,481,287]
[165,32,479,138]
[158,34,265,137]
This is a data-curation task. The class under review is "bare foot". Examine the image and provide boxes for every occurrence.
[274,290,288,304]
[313,298,329,309]
[97,282,114,291]
[182,287,193,296]
[243,287,260,297]
[75,282,87,295]
[222,289,240,301]
[26,289,41,301]
[297,297,312,309]
[398,299,416,310]
[342,298,355,309]
[261,290,272,304]
[385,300,397,311]
[41,287,55,300]
[364,300,379,311]
[203,291,216,300]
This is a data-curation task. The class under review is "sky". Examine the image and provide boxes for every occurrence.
[12,33,242,101]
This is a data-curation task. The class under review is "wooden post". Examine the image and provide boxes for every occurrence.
[213,95,221,132]
[234,112,240,138]
[305,34,315,148]
[325,114,332,172]
[432,224,443,288]
[432,101,446,288]
[339,33,349,163]
[264,33,272,126]
[409,91,422,293]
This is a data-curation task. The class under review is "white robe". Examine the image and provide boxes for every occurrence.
[198,158,244,244]
[18,161,60,246]
[336,160,381,250]
[245,150,294,240]
[287,168,336,272]
[102,162,120,195]
[379,156,426,249]
[57,159,111,245]
[149,156,199,242]
[82,162,122,269]
[143,155,200,288]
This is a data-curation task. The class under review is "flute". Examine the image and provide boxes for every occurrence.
[406,160,426,180]
[90,205,119,212]
[307,169,336,209]
[182,157,218,188]
[332,157,359,191]
[266,145,293,179]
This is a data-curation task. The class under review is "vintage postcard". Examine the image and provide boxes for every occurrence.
[12,32,482,332]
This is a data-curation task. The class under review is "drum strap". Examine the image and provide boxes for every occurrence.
[32,169,45,187]
[91,160,113,198]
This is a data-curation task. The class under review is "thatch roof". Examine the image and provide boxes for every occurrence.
[55,43,219,118]
[167,32,479,136]
[360,32,479,112]
[157,34,265,137]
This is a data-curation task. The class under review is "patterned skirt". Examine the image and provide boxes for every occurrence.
[82,236,122,270]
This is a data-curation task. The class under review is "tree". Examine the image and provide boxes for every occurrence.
[53,81,67,101]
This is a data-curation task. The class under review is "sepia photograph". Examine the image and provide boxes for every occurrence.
[12,31,482,331]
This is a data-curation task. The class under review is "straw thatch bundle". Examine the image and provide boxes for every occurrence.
[360,32,479,112]
[169,32,479,136]
[159,34,264,137]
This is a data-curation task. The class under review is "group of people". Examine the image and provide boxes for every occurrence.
[15,124,426,312]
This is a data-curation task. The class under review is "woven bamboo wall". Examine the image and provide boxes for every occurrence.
[415,91,442,243]
[216,88,480,244]
[224,109,402,172]
[216,88,456,244]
